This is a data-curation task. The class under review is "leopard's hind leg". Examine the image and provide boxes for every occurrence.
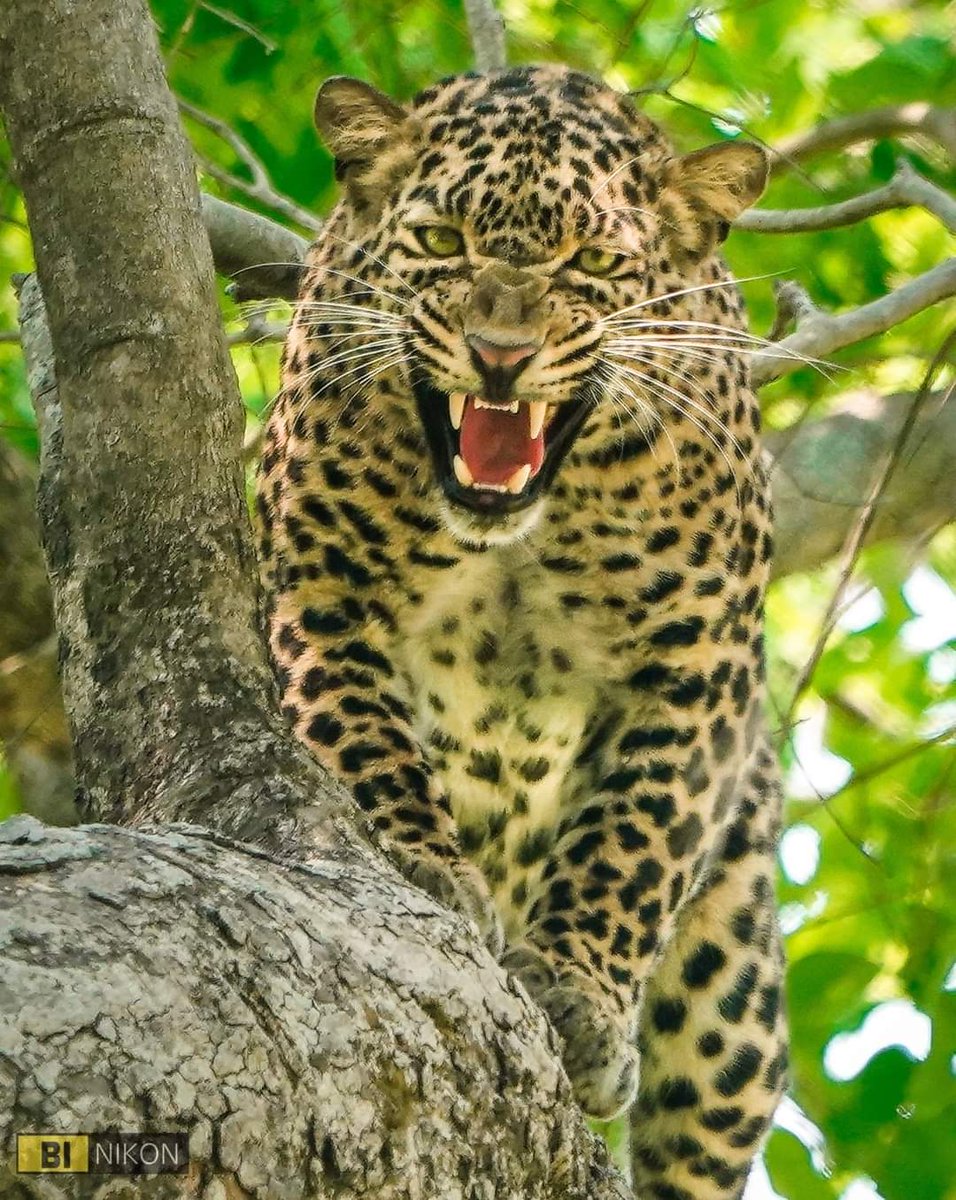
[629,744,788,1200]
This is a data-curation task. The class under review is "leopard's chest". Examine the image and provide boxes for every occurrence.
[393,554,611,924]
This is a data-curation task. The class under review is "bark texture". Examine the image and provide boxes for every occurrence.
[0,815,625,1200]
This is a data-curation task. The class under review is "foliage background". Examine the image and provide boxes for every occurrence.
[1,1,954,1197]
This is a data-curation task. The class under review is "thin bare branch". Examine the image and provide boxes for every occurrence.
[179,98,323,232]
[736,160,956,235]
[813,720,956,809]
[0,331,20,344]
[770,103,956,173]
[198,0,278,51]
[463,0,506,71]
[752,259,956,386]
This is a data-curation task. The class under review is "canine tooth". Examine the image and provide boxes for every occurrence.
[453,455,474,487]
[506,463,532,494]
[449,392,466,430]
[528,401,547,439]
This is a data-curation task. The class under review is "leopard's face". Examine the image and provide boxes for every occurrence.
[305,66,767,546]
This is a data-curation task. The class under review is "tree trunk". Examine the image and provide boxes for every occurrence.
[0,0,340,846]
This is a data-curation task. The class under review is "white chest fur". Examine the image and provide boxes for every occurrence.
[393,551,611,910]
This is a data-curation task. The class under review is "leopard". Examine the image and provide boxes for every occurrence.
[256,63,788,1198]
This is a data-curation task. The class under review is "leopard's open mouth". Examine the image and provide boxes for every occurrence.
[412,378,592,515]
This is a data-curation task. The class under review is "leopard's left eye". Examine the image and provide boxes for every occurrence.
[415,226,465,257]
[570,247,624,276]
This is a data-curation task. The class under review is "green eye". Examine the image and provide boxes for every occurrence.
[572,247,623,276]
[416,226,465,257]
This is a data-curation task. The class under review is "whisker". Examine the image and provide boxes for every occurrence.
[326,351,413,440]
[309,266,412,309]
[608,338,836,385]
[605,333,836,380]
[297,318,413,337]
[305,346,408,412]
[230,260,309,275]
[263,336,404,417]
[295,338,404,389]
[260,306,408,328]
[604,319,790,351]
[591,358,679,477]
[318,230,420,298]
[230,259,412,311]
[343,352,411,397]
[295,298,407,315]
[604,317,825,355]
[605,348,761,491]
[599,271,786,323]
[604,356,745,507]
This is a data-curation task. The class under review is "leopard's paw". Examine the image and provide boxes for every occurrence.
[502,944,639,1120]
[391,846,504,955]
[542,983,640,1119]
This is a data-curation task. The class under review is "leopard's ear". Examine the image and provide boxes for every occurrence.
[662,141,768,260]
[314,77,419,212]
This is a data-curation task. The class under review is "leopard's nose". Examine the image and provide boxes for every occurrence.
[466,335,541,371]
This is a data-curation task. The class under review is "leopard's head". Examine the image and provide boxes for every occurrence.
[307,65,767,545]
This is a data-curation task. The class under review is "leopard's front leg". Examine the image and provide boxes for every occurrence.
[504,634,763,1120]
[270,600,503,952]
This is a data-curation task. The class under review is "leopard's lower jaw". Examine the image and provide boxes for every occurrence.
[438,495,545,548]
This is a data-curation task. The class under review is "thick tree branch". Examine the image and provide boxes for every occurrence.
[464,0,507,71]
[770,103,956,172]
[201,193,307,301]
[736,160,956,234]
[0,817,626,1200]
[768,387,956,578]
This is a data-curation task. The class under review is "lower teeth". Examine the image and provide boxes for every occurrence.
[452,457,532,494]
[474,398,520,413]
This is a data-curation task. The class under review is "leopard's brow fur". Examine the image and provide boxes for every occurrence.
[257,64,787,1197]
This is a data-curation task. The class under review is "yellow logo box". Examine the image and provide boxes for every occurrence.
[16,1136,89,1173]
[16,1133,188,1174]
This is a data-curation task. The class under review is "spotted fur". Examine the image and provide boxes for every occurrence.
[257,64,787,1196]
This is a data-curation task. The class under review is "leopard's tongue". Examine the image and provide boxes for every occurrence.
[459,398,545,486]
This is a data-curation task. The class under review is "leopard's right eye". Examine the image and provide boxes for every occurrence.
[415,226,465,257]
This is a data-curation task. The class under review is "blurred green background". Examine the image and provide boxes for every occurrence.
[1,2,954,1197]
